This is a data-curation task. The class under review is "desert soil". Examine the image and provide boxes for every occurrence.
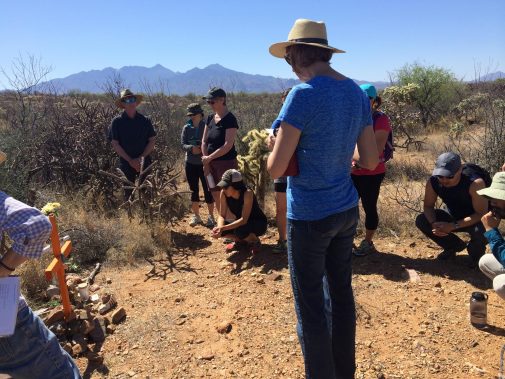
[69,209,505,379]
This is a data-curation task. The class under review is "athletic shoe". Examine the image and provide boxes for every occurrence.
[205,215,216,228]
[436,243,466,260]
[189,215,202,227]
[272,240,287,254]
[436,249,458,260]
[353,240,377,257]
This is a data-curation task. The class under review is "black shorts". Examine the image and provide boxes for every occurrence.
[274,182,287,193]
[222,219,268,240]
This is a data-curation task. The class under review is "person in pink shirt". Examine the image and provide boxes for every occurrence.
[352,84,392,256]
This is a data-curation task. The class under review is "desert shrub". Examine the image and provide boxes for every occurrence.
[384,158,430,183]
[16,255,53,305]
[393,62,462,128]
[447,94,505,172]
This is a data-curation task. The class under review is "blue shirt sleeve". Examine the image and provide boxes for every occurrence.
[484,228,505,265]
[277,86,313,131]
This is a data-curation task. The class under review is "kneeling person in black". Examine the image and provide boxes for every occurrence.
[211,169,267,254]
[415,152,488,265]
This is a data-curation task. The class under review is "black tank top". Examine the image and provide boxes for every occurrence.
[225,189,267,222]
[430,173,475,220]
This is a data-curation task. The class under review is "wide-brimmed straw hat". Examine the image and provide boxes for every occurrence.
[477,172,505,201]
[0,150,6,165]
[269,19,345,58]
[115,89,144,108]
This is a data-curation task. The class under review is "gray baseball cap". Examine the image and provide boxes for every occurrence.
[216,169,243,188]
[432,152,461,177]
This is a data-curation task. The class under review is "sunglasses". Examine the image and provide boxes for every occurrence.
[284,54,292,66]
[436,175,455,180]
[206,100,216,105]
[122,96,137,104]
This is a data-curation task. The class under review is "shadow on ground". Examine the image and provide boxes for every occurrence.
[143,230,209,281]
[352,245,489,290]
[225,243,289,275]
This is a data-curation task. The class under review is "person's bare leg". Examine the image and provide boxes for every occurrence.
[211,191,220,214]
[275,191,287,241]
[191,202,200,217]
[207,202,215,218]
[365,229,376,243]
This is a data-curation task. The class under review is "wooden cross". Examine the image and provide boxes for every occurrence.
[44,214,73,320]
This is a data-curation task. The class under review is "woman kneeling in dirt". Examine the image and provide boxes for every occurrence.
[211,169,267,254]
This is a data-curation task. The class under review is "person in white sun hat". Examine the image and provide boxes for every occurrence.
[476,171,505,300]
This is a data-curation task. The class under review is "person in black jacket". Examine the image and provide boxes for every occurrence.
[415,152,488,265]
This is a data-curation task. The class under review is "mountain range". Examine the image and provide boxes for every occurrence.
[39,64,389,95]
[38,64,504,95]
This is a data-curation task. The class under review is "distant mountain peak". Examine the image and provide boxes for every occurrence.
[38,64,387,95]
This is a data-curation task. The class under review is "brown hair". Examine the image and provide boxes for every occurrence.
[281,87,292,103]
[372,96,382,111]
[286,44,332,73]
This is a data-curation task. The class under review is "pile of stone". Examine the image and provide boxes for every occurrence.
[40,273,126,364]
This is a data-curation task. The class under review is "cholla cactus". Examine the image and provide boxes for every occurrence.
[41,202,61,216]
[237,129,270,205]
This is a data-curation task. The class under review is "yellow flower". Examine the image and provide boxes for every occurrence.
[41,202,61,216]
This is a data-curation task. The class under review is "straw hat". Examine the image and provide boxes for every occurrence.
[0,150,6,165]
[115,89,144,108]
[269,19,345,58]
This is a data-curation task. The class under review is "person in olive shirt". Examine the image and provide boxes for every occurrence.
[108,89,156,200]
[181,103,215,227]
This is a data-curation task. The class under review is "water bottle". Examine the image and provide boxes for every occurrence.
[470,291,488,328]
[206,173,215,189]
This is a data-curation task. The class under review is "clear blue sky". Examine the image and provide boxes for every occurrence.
[1,0,504,84]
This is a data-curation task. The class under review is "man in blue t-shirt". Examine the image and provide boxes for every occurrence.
[108,89,156,200]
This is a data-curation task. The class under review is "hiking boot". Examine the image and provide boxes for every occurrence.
[436,249,457,260]
[249,240,262,255]
[353,240,377,257]
[205,215,216,228]
[272,240,287,254]
[189,215,202,227]
[436,243,466,261]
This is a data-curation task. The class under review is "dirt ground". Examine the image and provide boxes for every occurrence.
[72,208,505,379]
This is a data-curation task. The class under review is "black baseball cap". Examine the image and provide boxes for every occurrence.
[202,87,226,100]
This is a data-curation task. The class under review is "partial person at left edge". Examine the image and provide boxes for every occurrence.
[0,150,82,378]
[108,89,156,201]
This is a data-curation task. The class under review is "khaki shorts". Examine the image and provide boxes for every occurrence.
[207,159,238,191]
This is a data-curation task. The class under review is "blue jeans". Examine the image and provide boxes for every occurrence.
[0,306,82,379]
[288,206,358,379]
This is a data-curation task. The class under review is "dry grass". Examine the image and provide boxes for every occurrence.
[17,194,175,304]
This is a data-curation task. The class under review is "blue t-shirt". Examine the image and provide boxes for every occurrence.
[276,76,372,221]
